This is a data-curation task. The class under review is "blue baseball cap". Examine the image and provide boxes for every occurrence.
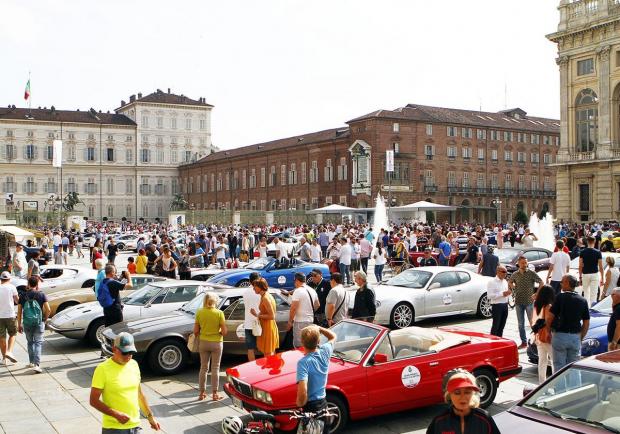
[113,332,137,354]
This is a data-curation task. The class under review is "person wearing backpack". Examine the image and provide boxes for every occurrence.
[98,265,133,328]
[17,276,50,373]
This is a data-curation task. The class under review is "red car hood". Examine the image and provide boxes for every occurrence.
[229,348,355,392]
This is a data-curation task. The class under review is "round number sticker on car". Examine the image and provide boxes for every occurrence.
[401,365,421,388]
[277,276,286,285]
[236,324,245,340]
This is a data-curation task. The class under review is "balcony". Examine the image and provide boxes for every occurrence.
[553,0,620,35]
[448,186,471,194]
[424,184,438,193]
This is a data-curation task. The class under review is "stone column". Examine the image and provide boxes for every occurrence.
[556,55,572,221]
[597,45,612,151]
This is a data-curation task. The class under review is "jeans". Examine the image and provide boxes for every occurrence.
[550,280,561,296]
[490,303,508,337]
[198,340,223,395]
[217,258,225,269]
[438,256,449,266]
[515,303,533,344]
[360,257,369,274]
[581,273,599,307]
[339,263,350,285]
[552,332,581,372]
[23,322,44,366]
[303,399,330,434]
[102,428,143,434]
[374,264,384,283]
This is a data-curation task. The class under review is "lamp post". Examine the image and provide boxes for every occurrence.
[189,203,196,226]
[491,197,503,223]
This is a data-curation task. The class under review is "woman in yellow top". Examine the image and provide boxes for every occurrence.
[135,249,148,274]
[193,292,227,401]
[250,278,279,357]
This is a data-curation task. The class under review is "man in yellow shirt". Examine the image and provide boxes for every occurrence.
[90,332,160,433]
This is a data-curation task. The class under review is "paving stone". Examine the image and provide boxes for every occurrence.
[0,400,44,423]
[51,416,100,434]
[38,401,92,422]
[0,420,56,434]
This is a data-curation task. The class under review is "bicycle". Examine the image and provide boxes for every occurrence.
[222,411,275,434]
[280,408,337,434]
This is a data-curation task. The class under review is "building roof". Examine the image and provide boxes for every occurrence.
[0,106,136,126]
[194,127,350,164]
[348,104,560,133]
[118,89,213,109]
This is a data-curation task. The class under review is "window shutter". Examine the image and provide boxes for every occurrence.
[0,145,5,160]
[23,146,29,159]
[32,182,37,193]
[32,146,38,160]
[84,148,89,161]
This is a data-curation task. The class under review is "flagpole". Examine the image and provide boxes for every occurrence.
[28,71,31,115]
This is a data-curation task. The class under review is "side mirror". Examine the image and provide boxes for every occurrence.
[523,384,535,398]
[428,282,440,291]
[373,353,388,364]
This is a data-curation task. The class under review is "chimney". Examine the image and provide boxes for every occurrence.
[50,106,56,115]
[167,88,171,94]
[129,95,135,103]
[121,100,126,106]
[138,92,142,99]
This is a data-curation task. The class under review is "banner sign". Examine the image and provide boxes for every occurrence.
[53,139,63,168]
[386,150,394,172]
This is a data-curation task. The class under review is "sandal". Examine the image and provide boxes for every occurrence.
[198,392,207,401]
[212,393,224,401]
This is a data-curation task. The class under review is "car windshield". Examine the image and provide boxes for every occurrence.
[495,249,519,264]
[245,257,272,270]
[321,321,380,363]
[179,292,225,314]
[385,269,432,288]
[523,365,620,432]
[123,284,163,306]
[592,295,613,314]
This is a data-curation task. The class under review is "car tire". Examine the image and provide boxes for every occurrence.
[474,368,498,408]
[236,279,251,287]
[117,243,125,250]
[87,318,106,347]
[148,339,189,375]
[56,301,79,314]
[389,302,414,329]
[476,294,492,318]
[82,279,95,288]
[326,393,349,434]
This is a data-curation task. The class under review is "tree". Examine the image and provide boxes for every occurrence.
[515,210,528,225]
[170,194,188,211]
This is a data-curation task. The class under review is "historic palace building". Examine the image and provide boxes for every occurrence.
[180,104,559,223]
[548,0,620,221]
[0,89,215,221]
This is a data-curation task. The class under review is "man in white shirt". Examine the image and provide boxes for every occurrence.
[0,271,19,364]
[359,236,372,274]
[52,232,62,253]
[338,238,352,286]
[243,273,262,361]
[12,245,28,279]
[521,229,538,248]
[288,273,319,348]
[487,266,512,337]
[215,237,228,269]
[546,240,571,295]
[273,237,288,263]
[326,273,349,326]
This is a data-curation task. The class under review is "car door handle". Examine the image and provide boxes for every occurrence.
[429,362,439,367]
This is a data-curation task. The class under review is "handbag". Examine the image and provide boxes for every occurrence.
[252,319,262,337]
[187,333,199,352]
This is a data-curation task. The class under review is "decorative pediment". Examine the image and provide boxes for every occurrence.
[348,140,371,155]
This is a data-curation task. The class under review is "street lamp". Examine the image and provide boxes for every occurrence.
[491,197,503,223]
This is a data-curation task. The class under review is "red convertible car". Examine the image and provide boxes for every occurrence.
[224,319,521,433]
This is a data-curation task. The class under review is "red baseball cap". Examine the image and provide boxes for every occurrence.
[446,376,480,393]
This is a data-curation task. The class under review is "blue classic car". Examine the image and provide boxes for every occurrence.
[206,257,330,289]
[527,295,613,363]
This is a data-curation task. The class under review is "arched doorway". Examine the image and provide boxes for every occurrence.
[460,199,471,223]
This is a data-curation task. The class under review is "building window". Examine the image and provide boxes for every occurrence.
[579,184,590,211]
[260,167,266,187]
[126,205,132,218]
[447,126,457,137]
[155,180,165,195]
[171,150,178,164]
[477,129,487,140]
[424,170,434,186]
[44,177,57,194]
[141,116,149,127]
[393,142,400,154]
[476,173,485,189]
[519,175,526,191]
[462,172,470,188]
[504,151,513,161]
[384,162,409,185]
[491,174,499,189]
[106,178,114,194]
[447,146,457,158]
[106,148,114,162]
[477,148,484,160]
[426,124,433,135]
[462,147,472,159]
[185,118,192,130]
[289,164,297,184]
[543,135,550,145]
[503,131,513,142]
[25,144,37,160]
[505,174,512,190]
[126,178,133,194]
[142,204,149,218]
[531,134,540,145]
[337,158,347,180]
[517,151,526,163]
[577,58,594,76]
[200,119,206,130]
[491,149,498,161]
[269,166,276,187]
[184,151,192,163]
[156,136,163,145]
[170,118,177,129]
[448,171,456,187]
[490,130,499,141]
[86,147,95,162]
[425,145,434,160]
[281,165,287,186]
[531,175,539,191]
[300,162,307,184]
[462,128,473,139]
[324,159,333,182]
[88,205,95,218]
[141,149,151,163]
[225,172,231,190]
[44,145,53,161]
[392,123,400,133]
[67,145,76,162]
[172,178,179,195]
[157,150,164,164]
[531,153,540,164]
[543,153,551,165]
[241,169,247,189]
[67,178,77,194]
[125,148,133,163]
[107,205,114,218]
[142,134,149,144]
[5,144,16,160]
[86,178,97,194]
[575,88,598,152]
[157,117,163,129]
[140,177,151,195]
[249,169,256,188]
[544,176,551,191]
[126,135,132,142]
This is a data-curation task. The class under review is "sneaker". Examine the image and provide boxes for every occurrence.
[27,363,35,368]
[4,352,17,363]
[32,365,42,374]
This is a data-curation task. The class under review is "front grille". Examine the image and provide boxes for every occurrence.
[231,377,253,398]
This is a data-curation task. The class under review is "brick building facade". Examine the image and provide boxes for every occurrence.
[180,104,560,223]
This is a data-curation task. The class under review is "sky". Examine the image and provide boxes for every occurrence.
[1,0,561,150]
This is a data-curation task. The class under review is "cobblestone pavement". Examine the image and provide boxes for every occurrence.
[0,250,540,434]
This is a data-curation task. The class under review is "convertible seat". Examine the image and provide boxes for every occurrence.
[587,391,620,421]
[396,348,419,358]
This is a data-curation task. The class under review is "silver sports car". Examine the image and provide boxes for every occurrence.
[373,266,493,328]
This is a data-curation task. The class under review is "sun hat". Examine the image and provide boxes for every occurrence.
[446,376,480,393]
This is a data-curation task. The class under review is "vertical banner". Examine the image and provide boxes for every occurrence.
[386,150,394,172]
[53,139,63,168]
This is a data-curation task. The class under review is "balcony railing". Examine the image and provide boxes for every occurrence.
[424,184,437,193]
[557,0,620,33]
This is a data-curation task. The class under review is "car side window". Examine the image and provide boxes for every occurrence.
[456,271,471,284]
[373,335,394,363]
[221,296,241,311]
[163,286,198,303]
[42,268,63,279]
[523,251,540,262]
[228,300,245,321]
[430,272,459,288]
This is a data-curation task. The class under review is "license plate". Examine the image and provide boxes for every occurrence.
[232,397,243,409]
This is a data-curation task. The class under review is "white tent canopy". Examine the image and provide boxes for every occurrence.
[306,204,357,214]
[396,201,457,211]
[0,226,34,243]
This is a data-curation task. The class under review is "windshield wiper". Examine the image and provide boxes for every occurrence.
[525,404,620,433]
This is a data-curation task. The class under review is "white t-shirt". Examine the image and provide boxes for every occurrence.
[13,251,27,278]
[339,244,352,265]
[53,234,62,247]
[242,287,261,329]
[373,247,387,265]
[291,285,318,323]
[215,243,228,259]
[275,242,288,259]
[0,283,18,318]
[549,251,571,282]
[521,235,535,248]
[310,245,321,262]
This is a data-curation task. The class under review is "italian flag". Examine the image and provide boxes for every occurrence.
[24,79,30,101]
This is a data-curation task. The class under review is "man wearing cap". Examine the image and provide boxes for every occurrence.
[607,287,620,352]
[419,247,438,267]
[90,332,160,433]
[0,271,19,364]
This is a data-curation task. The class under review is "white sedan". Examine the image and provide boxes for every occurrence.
[373,266,493,329]
[48,281,218,346]
[12,265,98,295]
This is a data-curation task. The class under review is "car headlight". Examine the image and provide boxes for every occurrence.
[253,388,273,404]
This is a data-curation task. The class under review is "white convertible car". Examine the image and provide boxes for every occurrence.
[12,265,98,295]
[373,266,493,328]
[48,280,226,346]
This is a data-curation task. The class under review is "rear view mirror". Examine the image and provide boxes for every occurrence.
[373,353,388,364]
[428,282,440,291]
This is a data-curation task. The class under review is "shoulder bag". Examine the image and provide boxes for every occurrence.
[187,333,200,352]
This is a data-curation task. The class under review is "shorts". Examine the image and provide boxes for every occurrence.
[244,329,257,350]
[0,318,17,337]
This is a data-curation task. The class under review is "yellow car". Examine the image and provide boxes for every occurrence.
[47,274,168,317]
